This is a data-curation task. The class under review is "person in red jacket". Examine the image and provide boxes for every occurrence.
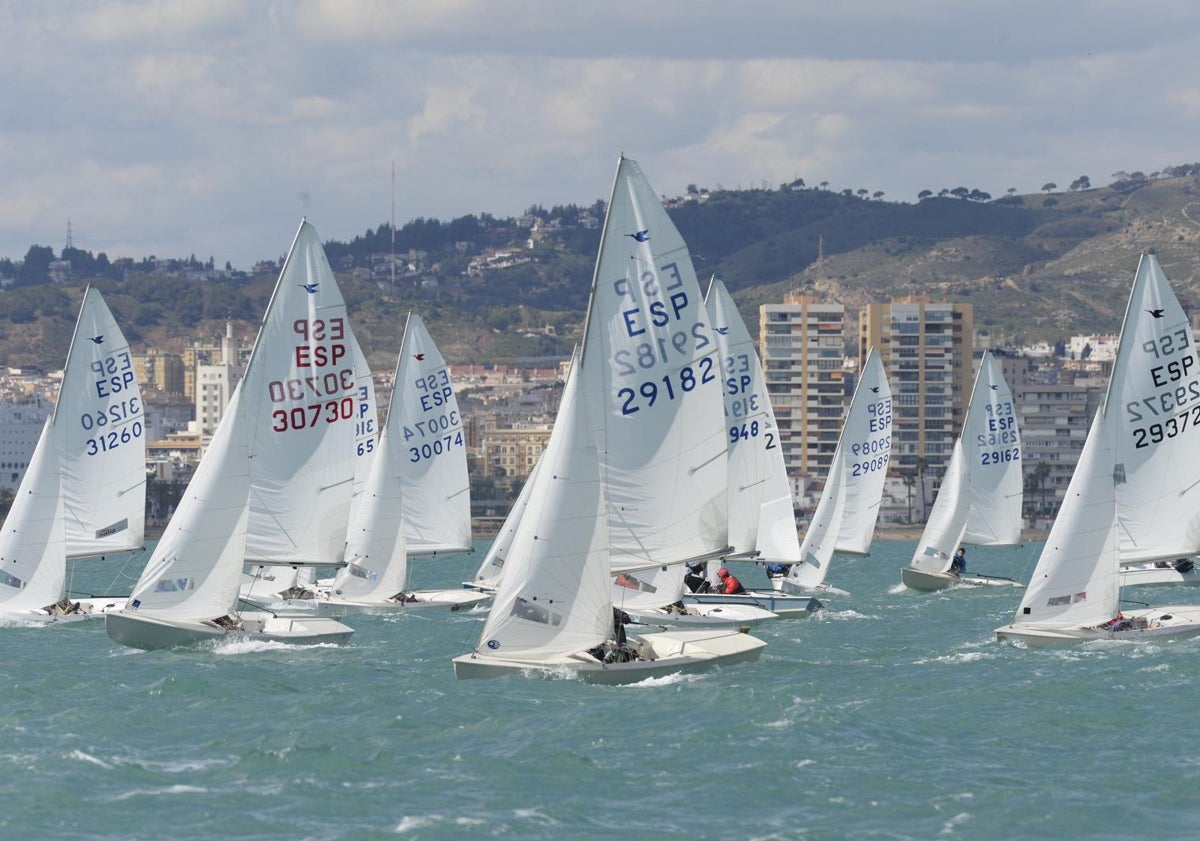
[717,568,745,595]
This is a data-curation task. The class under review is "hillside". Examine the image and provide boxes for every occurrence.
[3,168,1200,370]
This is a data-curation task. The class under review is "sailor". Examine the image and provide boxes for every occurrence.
[716,568,746,595]
[950,547,966,576]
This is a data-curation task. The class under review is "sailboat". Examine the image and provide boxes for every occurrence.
[106,220,356,649]
[777,347,893,597]
[240,330,376,603]
[996,253,1200,646]
[453,156,766,680]
[314,312,489,614]
[680,278,820,616]
[0,288,145,622]
[901,351,1024,592]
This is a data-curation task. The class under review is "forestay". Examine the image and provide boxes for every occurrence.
[579,157,728,612]
[787,348,893,590]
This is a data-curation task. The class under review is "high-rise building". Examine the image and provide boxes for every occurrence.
[759,295,847,489]
[194,322,247,436]
[132,350,186,395]
[858,297,973,476]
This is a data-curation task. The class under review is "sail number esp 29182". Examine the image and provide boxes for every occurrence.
[611,264,717,415]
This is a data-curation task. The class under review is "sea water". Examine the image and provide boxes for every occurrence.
[3,540,1200,840]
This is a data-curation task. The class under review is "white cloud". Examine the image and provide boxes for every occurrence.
[1,2,1200,268]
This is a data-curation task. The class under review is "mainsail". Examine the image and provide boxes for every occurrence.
[579,157,728,611]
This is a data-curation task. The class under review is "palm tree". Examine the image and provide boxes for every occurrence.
[1025,461,1052,516]
[914,456,930,521]
[902,473,916,523]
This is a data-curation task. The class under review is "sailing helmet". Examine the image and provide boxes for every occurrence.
[718,568,730,578]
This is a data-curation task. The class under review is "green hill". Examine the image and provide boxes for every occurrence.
[4,167,1200,371]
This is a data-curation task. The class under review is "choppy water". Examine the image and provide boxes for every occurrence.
[4,539,1200,840]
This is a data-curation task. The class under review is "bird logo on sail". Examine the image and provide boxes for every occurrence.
[89,336,105,344]
[1147,308,1165,318]
[300,283,319,294]
[627,230,650,242]
[414,353,426,361]
[715,326,729,336]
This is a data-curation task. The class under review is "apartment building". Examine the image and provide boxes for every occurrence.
[858,297,973,476]
[759,295,848,490]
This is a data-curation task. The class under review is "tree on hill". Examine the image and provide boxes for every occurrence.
[1069,175,1091,191]
[1041,182,1057,193]
[17,245,55,287]
[917,190,933,200]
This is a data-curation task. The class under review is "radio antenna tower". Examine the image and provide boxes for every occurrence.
[391,161,397,288]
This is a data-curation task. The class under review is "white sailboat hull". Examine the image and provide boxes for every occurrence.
[685,590,822,616]
[0,596,129,624]
[1118,563,1200,588]
[105,610,354,650]
[776,577,851,597]
[995,606,1200,647]
[314,588,491,616]
[900,566,1022,592]
[622,603,778,629]
[452,628,766,684]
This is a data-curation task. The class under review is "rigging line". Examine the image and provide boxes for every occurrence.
[318,476,355,492]
[118,477,148,495]
[688,443,726,476]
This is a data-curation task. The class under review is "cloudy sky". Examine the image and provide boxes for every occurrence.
[2,0,1199,270]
